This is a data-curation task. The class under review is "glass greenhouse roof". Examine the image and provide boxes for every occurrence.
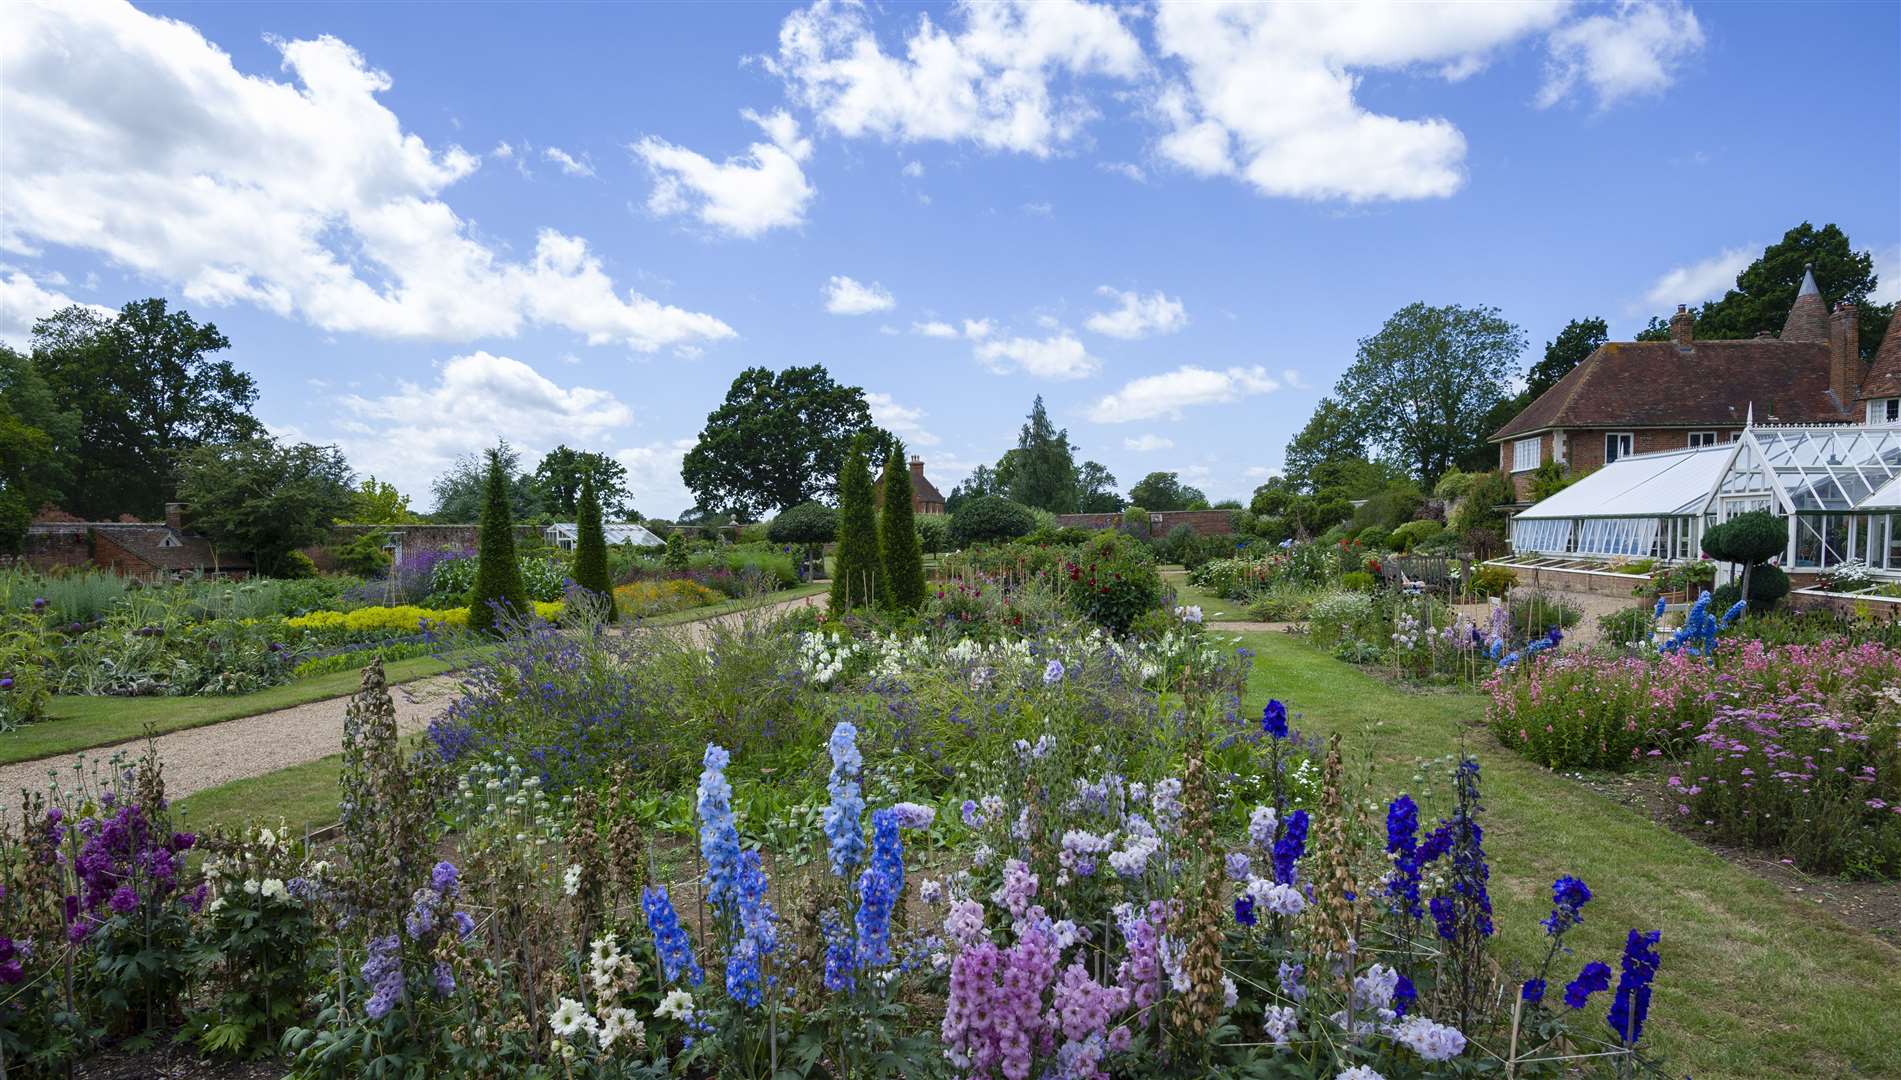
[1515,443,1735,520]
[544,522,664,546]
[1725,426,1901,513]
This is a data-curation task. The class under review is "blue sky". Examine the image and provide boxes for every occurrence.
[4,1,1897,515]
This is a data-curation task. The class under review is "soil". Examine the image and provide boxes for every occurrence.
[73,1038,283,1080]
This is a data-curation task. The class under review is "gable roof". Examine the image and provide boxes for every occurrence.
[1859,322,1901,401]
[90,524,251,571]
[1492,338,1848,441]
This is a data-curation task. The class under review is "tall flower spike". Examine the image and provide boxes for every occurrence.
[697,744,741,915]
[824,722,866,878]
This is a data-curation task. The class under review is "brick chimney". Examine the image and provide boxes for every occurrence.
[1669,304,1694,346]
[909,455,925,480]
[1830,301,1860,406]
[164,502,186,530]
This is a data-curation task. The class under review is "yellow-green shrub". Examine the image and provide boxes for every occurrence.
[286,601,563,634]
[613,579,724,616]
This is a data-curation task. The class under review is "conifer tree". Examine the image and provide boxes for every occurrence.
[571,472,615,622]
[877,443,927,611]
[469,448,530,635]
[829,435,880,613]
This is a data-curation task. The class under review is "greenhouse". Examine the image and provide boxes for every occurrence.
[543,521,664,549]
[1507,423,1901,577]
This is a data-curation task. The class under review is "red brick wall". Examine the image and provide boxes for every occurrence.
[1053,510,1235,536]
[1501,428,1740,498]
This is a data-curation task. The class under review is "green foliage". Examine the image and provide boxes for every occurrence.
[949,495,1036,548]
[1281,397,1364,492]
[1339,570,1377,592]
[279,550,318,580]
[334,531,393,578]
[914,513,948,555]
[432,441,543,523]
[0,344,74,551]
[662,532,689,570]
[1004,396,1079,511]
[1350,483,1422,531]
[26,298,261,519]
[1074,460,1123,512]
[1353,526,1390,550]
[1126,471,1207,512]
[469,449,529,634]
[1433,468,1478,501]
[830,436,881,612]
[1468,564,1517,598]
[1527,460,1573,502]
[1059,531,1165,634]
[1388,519,1444,552]
[877,444,927,612]
[766,501,837,544]
[1597,606,1656,649]
[174,436,354,577]
[682,364,881,520]
[345,476,416,524]
[1306,589,1385,650]
[532,444,631,519]
[1528,317,1609,399]
[571,474,615,622]
[1509,590,1582,631]
[1452,470,1516,537]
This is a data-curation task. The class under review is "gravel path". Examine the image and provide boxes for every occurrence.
[2,591,829,817]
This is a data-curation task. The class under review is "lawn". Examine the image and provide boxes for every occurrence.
[1161,566,1246,620]
[1236,630,1900,1080]
[177,752,348,835]
[631,581,826,627]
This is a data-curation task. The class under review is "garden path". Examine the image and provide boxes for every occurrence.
[1,591,828,818]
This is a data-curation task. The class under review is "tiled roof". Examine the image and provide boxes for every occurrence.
[909,468,944,505]
[1780,267,1829,342]
[92,524,251,571]
[1859,324,1901,401]
[1492,339,1848,440]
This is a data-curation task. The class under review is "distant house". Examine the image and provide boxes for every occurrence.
[1490,268,1876,500]
[22,503,252,580]
[543,521,664,550]
[874,455,946,515]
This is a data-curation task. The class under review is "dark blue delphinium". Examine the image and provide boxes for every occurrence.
[643,885,705,987]
[1563,960,1612,1009]
[1261,699,1289,739]
[1607,930,1662,1045]
[1384,795,1425,920]
[1271,809,1309,884]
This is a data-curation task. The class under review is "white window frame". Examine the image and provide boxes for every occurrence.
[1886,399,1900,424]
[1687,431,1718,448]
[1512,436,1542,473]
[1605,432,1634,464]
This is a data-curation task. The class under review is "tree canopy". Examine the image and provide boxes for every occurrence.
[28,299,260,519]
[681,364,882,522]
[0,345,76,551]
[173,437,354,576]
[533,445,631,519]
[347,477,418,524]
[1074,460,1123,513]
[1282,398,1366,493]
[1005,396,1078,512]
[432,442,543,522]
[1127,471,1207,512]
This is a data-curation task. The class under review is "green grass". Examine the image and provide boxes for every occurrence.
[1162,568,1244,621]
[1236,630,1900,1080]
[178,752,347,834]
[630,581,826,627]
[12,653,465,766]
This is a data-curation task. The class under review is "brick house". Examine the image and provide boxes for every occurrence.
[22,503,252,580]
[873,455,946,515]
[1490,269,1875,499]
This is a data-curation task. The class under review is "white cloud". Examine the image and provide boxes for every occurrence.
[1124,433,1174,451]
[1869,244,1901,306]
[962,318,995,340]
[0,267,112,348]
[633,109,815,238]
[912,320,959,338]
[0,3,733,352]
[768,0,1145,157]
[901,159,925,178]
[1085,286,1188,339]
[1021,201,1054,217]
[614,437,700,519]
[1644,244,1754,307]
[824,275,896,315]
[1149,3,1569,201]
[1088,365,1281,422]
[338,352,633,505]
[975,332,1099,380]
[1539,1,1703,109]
[1281,368,1309,389]
[1098,161,1148,183]
[542,146,595,177]
[866,391,940,446]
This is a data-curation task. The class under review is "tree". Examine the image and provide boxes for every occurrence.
[1335,303,1524,487]
[1005,397,1078,512]
[0,345,75,551]
[1638,223,1891,361]
[1702,510,1786,611]
[948,496,1036,547]
[29,299,260,519]
[469,448,530,635]
[766,500,836,578]
[945,464,1001,514]
[432,442,542,522]
[1127,472,1207,513]
[1074,460,1123,512]
[1451,469,1517,542]
[347,477,418,524]
[1526,317,1608,400]
[1282,398,1366,493]
[682,365,881,521]
[570,473,615,622]
[877,443,927,612]
[173,437,354,576]
[830,436,881,612]
[533,446,631,519]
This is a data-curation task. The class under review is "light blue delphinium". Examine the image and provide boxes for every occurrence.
[823,722,866,878]
[698,743,741,914]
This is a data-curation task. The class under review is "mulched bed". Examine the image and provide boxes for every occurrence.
[74,1039,284,1080]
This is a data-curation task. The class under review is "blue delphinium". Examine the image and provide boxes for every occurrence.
[1718,598,1747,629]
[1271,809,1309,884]
[824,722,866,878]
[1607,929,1662,1045]
[1662,590,1718,657]
[1261,699,1289,740]
[855,809,903,969]
[698,743,741,913]
[1233,895,1256,926]
[725,849,778,1008]
[1384,795,1425,920]
[1652,594,1667,621]
[1521,978,1546,1004]
[642,885,705,986]
[1564,960,1612,1009]
[821,912,856,992]
[1428,758,1493,941]
[1543,875,1593,936]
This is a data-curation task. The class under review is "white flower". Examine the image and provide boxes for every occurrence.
[260,878,288,901]
[256,827,277,850]
[549,996,596,1039]
[562,864,582,897]
[1222,974,1238,1010]
[1392,1015,1467,1062]
[655,989,695,1021]
[242,879,260,895]
[206,896,226,914]
[598,1006,645,1051]
[1336,1067,1387,1080]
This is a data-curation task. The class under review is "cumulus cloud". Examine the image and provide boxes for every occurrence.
[1124,433,1175,451]
[337,352,633,504]
[633,109,815,237]
[1085,286,1187,339]
[0,266,112,348]
[975,332,1099,380]
[1087,365,1280,422]
[824,275,896,315]
[1643,244,1754,307]
[614,437,701,519]
[866,391,940,446]
[962,318,995,340]
[767,0,1145,157]
[1098,161,1148,183]
[901,160,925,178]
[0,2,733,352]
[542,146,595,177]
[912,320,959,338]
[1539,1,1703,109]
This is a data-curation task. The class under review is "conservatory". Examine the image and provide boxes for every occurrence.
[543,521,664,550]
[1506,423,1901,579]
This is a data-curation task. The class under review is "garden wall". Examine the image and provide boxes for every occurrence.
[1481,561,1645,598]
[1054,509,1235,536]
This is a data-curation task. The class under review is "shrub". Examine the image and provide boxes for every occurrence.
[1340,570,1377,592]
[570,474,615,622]
[1246,585,1325,622]
[1388,519,1443,552]
[831,436,881,612]
[1597,606,1655,649]
[914,513,948,555]
[662,532,689,570]
[1354,526,1391,550]
[1452,470,1516,536]
[1351,485,1423,532]
[1060,531,1165,634]
[877,444,927,612]
[948,495,1036,547]
[1307,589,1385,650]
[1509,590,1582,633]
[334,531,393,578]
[613,579,724,616]
[1487,652,1707,769]
[766,501,837,545]
[469,451,530,635]
[278,550,318,580]
[1467,564,1516,598]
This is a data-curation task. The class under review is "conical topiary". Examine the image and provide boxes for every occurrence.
[877,443,927,612]
[829,435,880,613]
[469,448,530,635]
[571,472,615,622]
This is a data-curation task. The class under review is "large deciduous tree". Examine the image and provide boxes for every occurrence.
[347,477,418,524]
[533,445,631,519]
[1074,460,1123,513]
[432,441,543,522]
[944,464,1000,515]
[0,345,76,552]
[1335,302,1524,488]
[877,443,927,612]
[173,437,354,576]
[682,365,881,521]
[1127,471,1207,512]
[1282,398,1366,493]
[30,299,260,519]
[1525,317,1608,400]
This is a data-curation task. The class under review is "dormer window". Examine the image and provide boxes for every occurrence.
[158,533,181,548]
[1871,398,1901,424]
